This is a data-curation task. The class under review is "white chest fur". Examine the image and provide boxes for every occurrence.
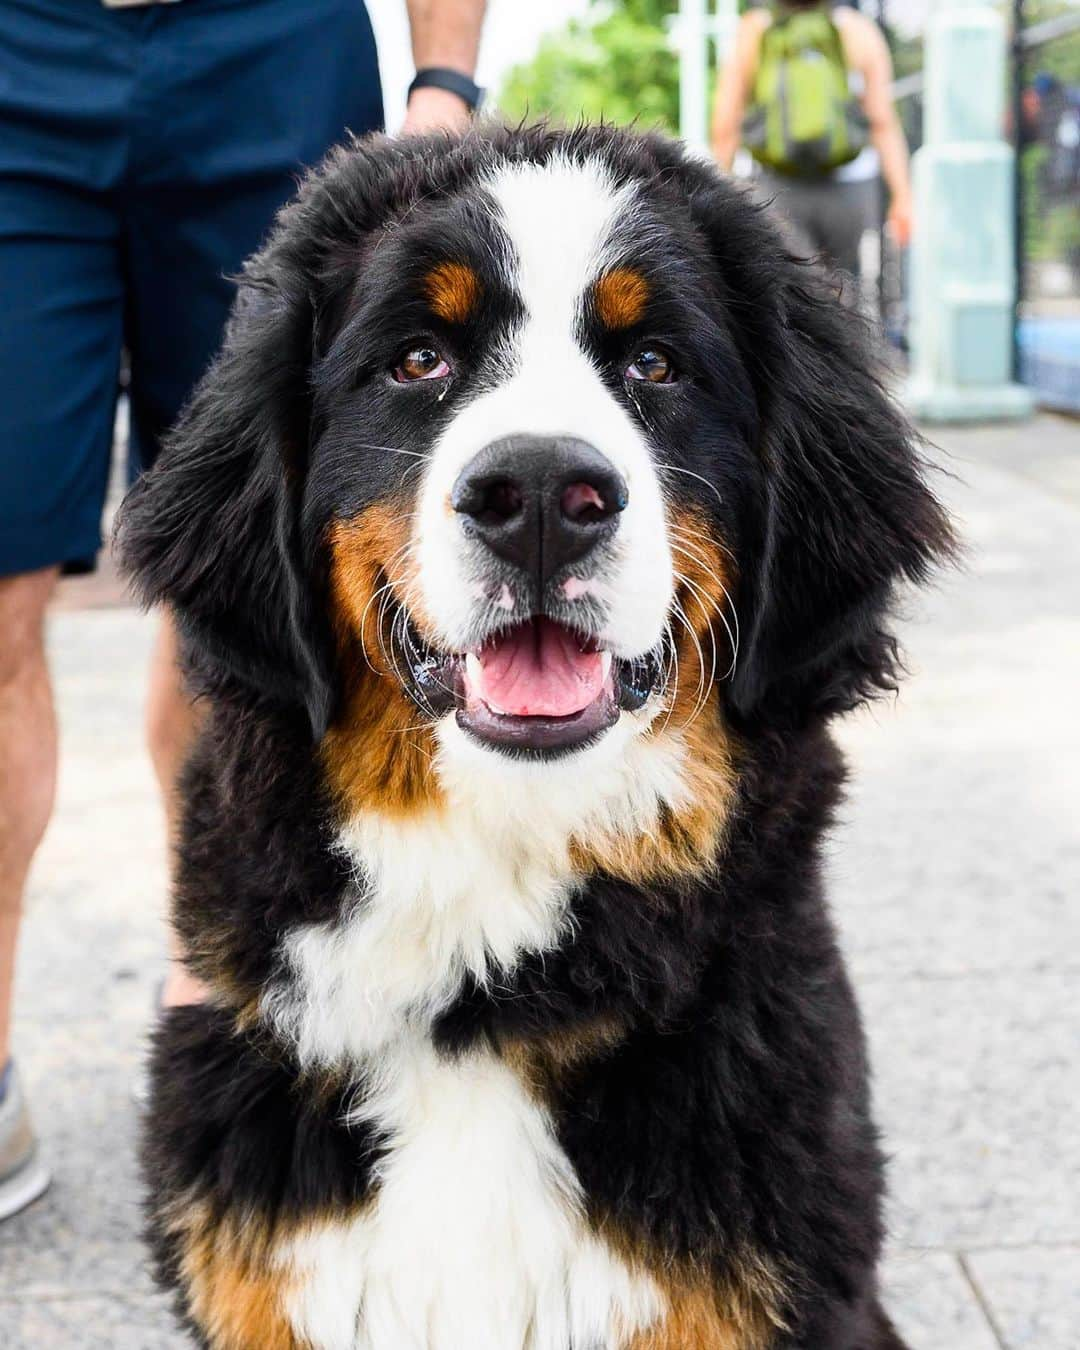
[262,720,688,1067]
[263,727,687,1349]
[281,1036,661,1350]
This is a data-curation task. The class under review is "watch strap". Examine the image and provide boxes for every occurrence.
[408,67,484,113]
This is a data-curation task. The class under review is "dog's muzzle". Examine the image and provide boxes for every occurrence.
[450,434,627,606]
[398,435,664,757]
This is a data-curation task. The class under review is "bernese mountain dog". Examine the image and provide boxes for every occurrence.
[119,124,954,1350]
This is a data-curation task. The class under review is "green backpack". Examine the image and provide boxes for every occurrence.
[742,2,869,176]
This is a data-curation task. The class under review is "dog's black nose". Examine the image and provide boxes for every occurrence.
[451,435,627,589]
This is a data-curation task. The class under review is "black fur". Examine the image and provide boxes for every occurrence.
[435,730,886,1343]
[120,124,952,1349]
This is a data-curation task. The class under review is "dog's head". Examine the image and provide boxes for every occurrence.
[120,126,952,804]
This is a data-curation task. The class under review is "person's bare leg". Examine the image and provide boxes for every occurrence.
[0,568,60,1069]
[145,610,207,1009]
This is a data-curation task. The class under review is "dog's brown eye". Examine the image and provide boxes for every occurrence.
[395,346,450,383]
[626,348,676,384]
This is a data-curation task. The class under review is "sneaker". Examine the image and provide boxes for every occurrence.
[0,1061,51,1220]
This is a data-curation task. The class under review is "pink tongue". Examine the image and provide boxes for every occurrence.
[469,620,604,717]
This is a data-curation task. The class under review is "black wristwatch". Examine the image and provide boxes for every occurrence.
[408,67,484,114]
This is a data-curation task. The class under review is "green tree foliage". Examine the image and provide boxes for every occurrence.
[1019,0,1080,85]
[498,0,681,132]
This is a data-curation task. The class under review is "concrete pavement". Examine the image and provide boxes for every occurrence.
[1,416,1077,1347]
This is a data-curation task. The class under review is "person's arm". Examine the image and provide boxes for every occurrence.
[857,17,913,245]
[711,13,765,171]
[402,0,487,134]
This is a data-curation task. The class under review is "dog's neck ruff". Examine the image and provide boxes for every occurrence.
[263,714,686,1068]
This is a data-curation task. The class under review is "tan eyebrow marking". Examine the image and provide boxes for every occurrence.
[594,268,650,330]
[424,261,482,325]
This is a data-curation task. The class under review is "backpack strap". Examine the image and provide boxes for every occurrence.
[771,0,850,72]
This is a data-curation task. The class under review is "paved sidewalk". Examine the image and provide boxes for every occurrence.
[1,417,1077,1347]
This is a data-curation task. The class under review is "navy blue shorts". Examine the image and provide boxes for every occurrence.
[0,0,382,577]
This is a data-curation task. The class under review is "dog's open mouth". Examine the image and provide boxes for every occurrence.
[402,616,662,757]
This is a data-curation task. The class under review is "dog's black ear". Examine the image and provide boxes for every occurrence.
[117,275,334,739]
[685,173,955,726]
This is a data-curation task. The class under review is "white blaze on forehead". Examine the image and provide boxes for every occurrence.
[415,154,674,664]
[489,155,635,354]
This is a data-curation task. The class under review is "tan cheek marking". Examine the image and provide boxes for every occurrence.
[594,268,650,329]
[570,506,739,887]
[424,260,482,324]
[665,503,737,718]
[322,504,443,820]
[568,696,736,887]
[326,503,420,665]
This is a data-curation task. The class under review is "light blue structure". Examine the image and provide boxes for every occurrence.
[907,0,1033,421]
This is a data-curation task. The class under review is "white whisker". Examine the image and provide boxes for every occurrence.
[669,588,712,731]
[667,511,737,567]
[674,576,718,719]
[668,543,740,681]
